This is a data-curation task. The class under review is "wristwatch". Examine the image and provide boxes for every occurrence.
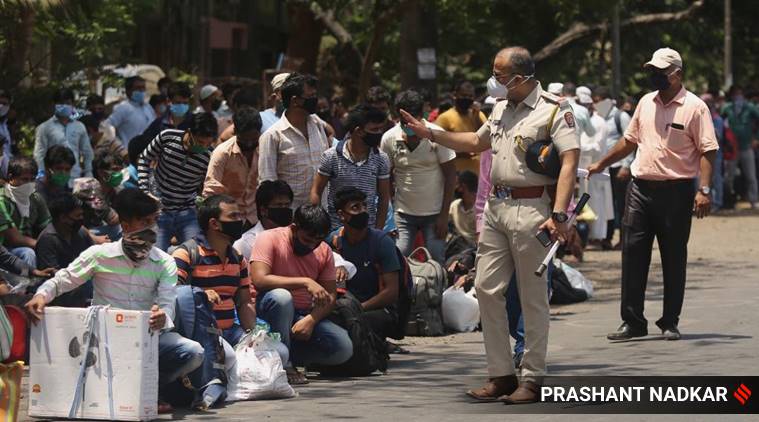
[551,211,569,223]
[699,186,711,195]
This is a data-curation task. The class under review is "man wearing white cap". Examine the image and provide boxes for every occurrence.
[561,82,595,138]
[197,84,222,115]
[547,82,563,96]
[259,72,290,134]
[576,88,613,245]
[588,47,718,341]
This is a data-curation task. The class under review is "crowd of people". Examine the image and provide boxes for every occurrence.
[0,42,753,411]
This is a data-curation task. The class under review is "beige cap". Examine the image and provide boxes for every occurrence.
[271,73,291,91]
[644,47,682,69]
[576,86,592,98]
[199,84,219,100]
[577,93,593,105]
[547,82,564,95]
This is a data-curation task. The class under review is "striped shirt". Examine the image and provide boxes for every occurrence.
[172,236,252,330]
[318,139,390,230]
[34,240,178,330]
[137,129,210,210]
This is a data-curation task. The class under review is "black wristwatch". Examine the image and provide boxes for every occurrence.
[551,211,569,223]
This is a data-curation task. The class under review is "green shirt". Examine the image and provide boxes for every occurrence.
[0,186,52,245]
[721,102,759,150]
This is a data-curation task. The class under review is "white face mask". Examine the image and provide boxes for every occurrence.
[0,104,9,118]
[487,76,508,99]
[7,182,36,218]
[489,74,532,100]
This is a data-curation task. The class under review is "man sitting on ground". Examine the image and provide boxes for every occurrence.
[35,192,94,307]
[171,195,257,356]
[26,188,203,413]
[250,204,352,385]
[0,156,51,268]
[35,145,75,205]
[234,180,295,262]
[330,187,401,340]
[449,170,478,247]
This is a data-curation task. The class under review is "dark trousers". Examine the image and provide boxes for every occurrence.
[606,167,631,242]
[621,178,695,331]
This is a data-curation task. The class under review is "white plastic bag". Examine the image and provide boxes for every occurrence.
[560,261,594,298]
[442,286,480,332]
[226,330,296,401]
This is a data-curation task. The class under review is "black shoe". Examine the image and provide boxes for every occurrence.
[661,327,681,340]
[607,323,648,341]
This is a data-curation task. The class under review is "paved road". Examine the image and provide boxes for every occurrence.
[18,209,759,421]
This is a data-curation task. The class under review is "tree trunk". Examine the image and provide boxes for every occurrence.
[284,2,323,73]
[2,4,37,87]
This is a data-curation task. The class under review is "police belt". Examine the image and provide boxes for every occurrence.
[491,184,548,200]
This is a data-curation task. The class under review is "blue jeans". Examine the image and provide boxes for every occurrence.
[505,263,554,356]
[10,246,36,269]
[711,148,724,210]
[255,288,352,367]
[395,212,445,264]
[158,331,204,387]
[156,208,201,251]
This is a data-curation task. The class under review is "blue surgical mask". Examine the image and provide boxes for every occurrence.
[402,125,416,137]
[170,103,189,118]
[158,104,167,115]
[54,104,73,119]
[130,90,145,104]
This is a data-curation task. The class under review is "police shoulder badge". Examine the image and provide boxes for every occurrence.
[563,112,576,128]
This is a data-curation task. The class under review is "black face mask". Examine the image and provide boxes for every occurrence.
[302,97,319,114]
[70,218,84,233]
[267,207,293,227]
[91,111,105,121]
[454,189,463,199]
[211,99,223,111]
[649,72,671,91]
[292,235,318,256]
[219,220,244,239]
[346,211,369,230]
[237,138,259,152]
[362,131,383,148]
[455,98,474,111]
[275,103,285,117]
[317,111,331,122]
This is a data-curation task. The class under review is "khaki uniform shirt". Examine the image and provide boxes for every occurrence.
[476,83,580,188]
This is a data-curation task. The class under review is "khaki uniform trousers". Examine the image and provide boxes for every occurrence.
[475,193,551,383]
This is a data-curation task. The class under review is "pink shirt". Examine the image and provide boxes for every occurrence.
[250,227,336,311]
[474,149,493,234]
[624,87,718,181]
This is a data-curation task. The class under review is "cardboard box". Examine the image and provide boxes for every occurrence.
[29,307,158,421]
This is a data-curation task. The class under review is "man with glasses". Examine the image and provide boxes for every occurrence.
[588,48,718,342]
[402,46,580,404]
[258,73,331,209]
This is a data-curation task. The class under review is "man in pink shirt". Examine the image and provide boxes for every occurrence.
[249,204,352,384]
[588,48,718,341]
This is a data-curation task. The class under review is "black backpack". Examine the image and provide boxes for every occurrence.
[317,292,389,377]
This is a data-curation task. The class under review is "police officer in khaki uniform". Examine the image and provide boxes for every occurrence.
[401,47,580,404]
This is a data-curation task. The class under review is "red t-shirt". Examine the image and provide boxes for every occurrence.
[250,227,335,311]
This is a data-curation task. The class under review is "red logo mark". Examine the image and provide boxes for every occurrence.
[116,314,124,323]
[734,383,751,405]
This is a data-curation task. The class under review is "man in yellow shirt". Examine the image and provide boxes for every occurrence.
[435,81,487,173]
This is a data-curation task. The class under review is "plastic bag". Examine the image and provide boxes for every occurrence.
[226,330,295,401]
[560,261,593,298]
[441,286,480,333]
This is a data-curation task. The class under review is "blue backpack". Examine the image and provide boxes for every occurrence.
[168,285,227,410]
